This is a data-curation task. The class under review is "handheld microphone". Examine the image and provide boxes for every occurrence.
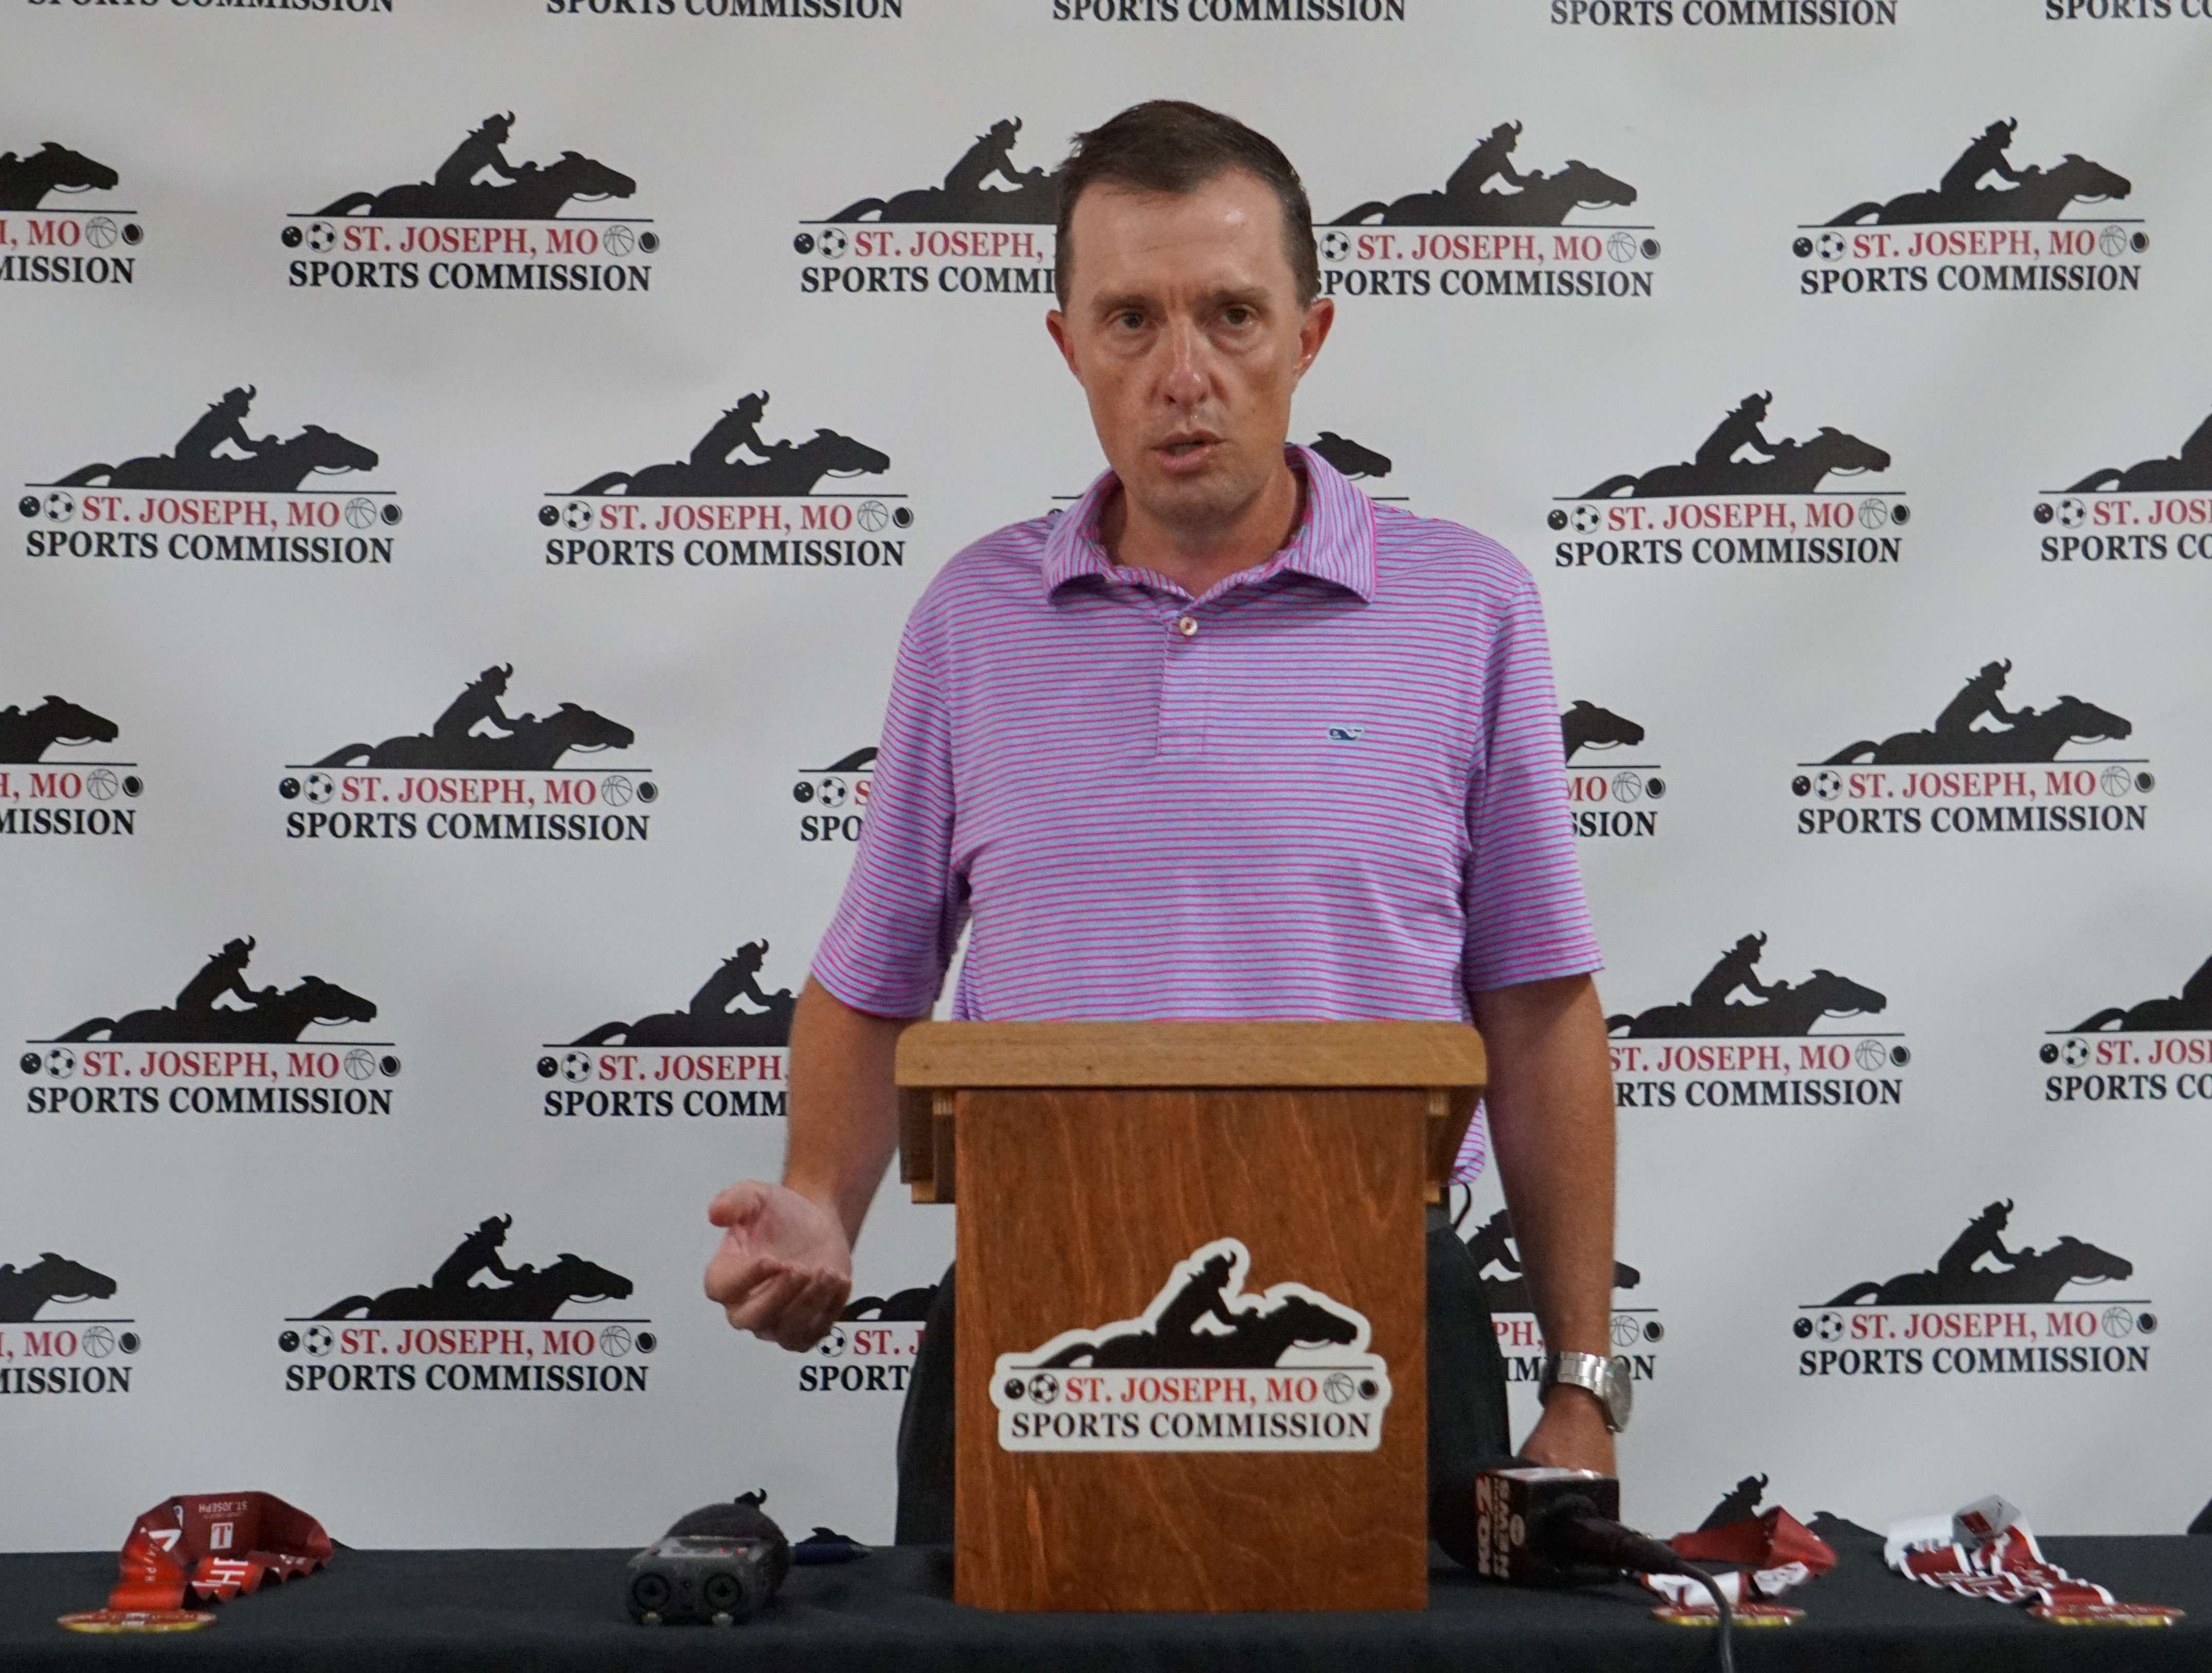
[1472,1465,1688,1580]
[1466,1465,1737,1671]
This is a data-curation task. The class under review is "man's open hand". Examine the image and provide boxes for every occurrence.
[703,1181,852,1351]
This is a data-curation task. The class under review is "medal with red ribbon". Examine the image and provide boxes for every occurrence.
[60,1492,334,1631]
[1640,1504,1838,1624]
[1886,1496,2183,1628]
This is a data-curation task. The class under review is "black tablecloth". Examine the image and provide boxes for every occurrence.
[5,1530,2207,1671]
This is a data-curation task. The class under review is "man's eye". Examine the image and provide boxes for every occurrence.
[1113,311,1145,330]
[1223,307,1253,326]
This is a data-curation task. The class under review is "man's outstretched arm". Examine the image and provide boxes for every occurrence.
[702,977,923,1351]
[1472,971,1619,1476]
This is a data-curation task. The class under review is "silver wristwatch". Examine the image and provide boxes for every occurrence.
[1540,1350,1633,1433]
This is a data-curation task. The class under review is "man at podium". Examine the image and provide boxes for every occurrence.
[706,101,1621,1550]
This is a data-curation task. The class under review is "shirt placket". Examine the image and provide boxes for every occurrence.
[1157,594,1208,761]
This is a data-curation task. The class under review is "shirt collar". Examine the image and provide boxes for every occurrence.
[1041,443,1377,603]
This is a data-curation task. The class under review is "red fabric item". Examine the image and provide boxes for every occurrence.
[109,1493,333,1612]
[1670,1507,1838,1577]
[1898,1525,2113,1610]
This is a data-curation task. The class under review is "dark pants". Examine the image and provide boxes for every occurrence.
[894,1207,1512,1558]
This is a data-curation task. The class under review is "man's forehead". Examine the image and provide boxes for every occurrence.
[1068,172,1291,296]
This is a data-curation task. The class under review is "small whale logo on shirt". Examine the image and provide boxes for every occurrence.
[1327,725,1366,742]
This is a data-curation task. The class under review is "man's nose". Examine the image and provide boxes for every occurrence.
[1157,319,1211,406]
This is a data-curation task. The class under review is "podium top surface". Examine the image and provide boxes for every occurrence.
[894,1021,1486,1090]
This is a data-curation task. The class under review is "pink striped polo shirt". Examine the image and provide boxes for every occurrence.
[813,444,1602,1041]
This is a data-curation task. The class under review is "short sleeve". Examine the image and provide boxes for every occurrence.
[810,608,966,1018]
[1460,570,1604,994]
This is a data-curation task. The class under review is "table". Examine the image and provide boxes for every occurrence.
[4,1526,2207,1670]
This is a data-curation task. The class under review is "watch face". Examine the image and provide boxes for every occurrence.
[1602,1355,1634,1429]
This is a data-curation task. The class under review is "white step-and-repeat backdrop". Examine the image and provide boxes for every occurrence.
[4,0,2208,1550]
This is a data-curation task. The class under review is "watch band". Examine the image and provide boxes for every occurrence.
[1541,1350,1631,1433]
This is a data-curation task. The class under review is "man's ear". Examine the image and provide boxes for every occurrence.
[1293,297,1336,381]
[1045,310,1082,381]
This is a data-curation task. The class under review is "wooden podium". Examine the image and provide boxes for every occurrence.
[895,1021,1486,1613]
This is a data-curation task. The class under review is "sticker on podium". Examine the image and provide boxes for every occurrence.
[990,1239,1391,1453]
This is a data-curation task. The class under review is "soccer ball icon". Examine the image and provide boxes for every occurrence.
[815,1328,848,1359]
[1027,1373,1060,1405]
[1816,769,1842,802]
[45,490,74,522]
[303,771,335,805]
[46,1047,76,1079]
[815,227,848,260]
[1815,1312,1844,1342]
[303,1324,335,1357]
[306,221,336,252]
[2057,498,2087,528]
[1320,230,1351,263]
[2061,1038,2091,1067]
[562,1051,592,1083]
[602,224,636,259]
[1817,231,1846,261]
[562,500,593,531]
[817,778,849,808]
[1571,504,1602,534]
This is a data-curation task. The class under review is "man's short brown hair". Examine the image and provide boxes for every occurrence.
[1053,100,1321,309]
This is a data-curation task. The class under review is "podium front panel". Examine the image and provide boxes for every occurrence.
[953,1086,1428,1612]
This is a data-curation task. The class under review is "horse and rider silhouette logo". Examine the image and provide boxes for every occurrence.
[0,140,118,210]
[308,664,635,772]
[1819,1201,2133,1306]
[1562,700,1643,761]
[1822,119,2131,226]
[1458,1209,1641,1316]
[1007,1239,1375,1372]
[0,695,117,764]
[0,1251,116,1323]
[47,387,379,495]
[1607,934,1887,1039]
[839,1284,936,1323]
[1699,1475,1772,1532]
[564,391,891,498]
[308,113,637,220]
[566,938,795,1049]
[1306,432,1392,481]
[50,936,376,1045]
[2067,953,2212,1033]
[1330,120,1636,227]
[822,117,1057,224]
[1819,661,2131,766]
[2064,407,2212,494]
[1572,392,1892,500]
[308,1215,632,1321]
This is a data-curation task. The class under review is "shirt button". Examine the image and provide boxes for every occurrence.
[1173,614,1199,639]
